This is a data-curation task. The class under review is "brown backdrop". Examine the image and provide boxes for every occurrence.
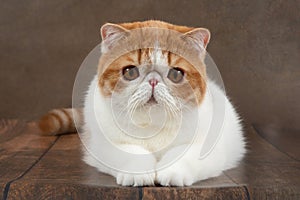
[0,0,299,129]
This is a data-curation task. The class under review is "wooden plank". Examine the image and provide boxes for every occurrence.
[192,173,238,188]
[254,124,300,161]
[4,122,300,199]
[143,186,249,200]
[0,120,57,200]
[7,127,242,199]
[8,182,140,200]
[7,134,140,199]
[225,126,300,199]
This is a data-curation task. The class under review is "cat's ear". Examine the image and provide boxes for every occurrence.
[182,28,210,52]
[100,23,129,53]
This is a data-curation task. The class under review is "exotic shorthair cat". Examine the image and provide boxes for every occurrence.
[39,20,246,186]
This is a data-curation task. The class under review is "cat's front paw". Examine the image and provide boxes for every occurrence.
[156,162,194,186]
[113,144,157,186]
[116,172,155,186]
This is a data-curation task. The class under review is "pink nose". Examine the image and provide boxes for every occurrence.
[149,78,158,88]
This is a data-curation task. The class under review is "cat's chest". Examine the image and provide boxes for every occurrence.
[114,123,188,153]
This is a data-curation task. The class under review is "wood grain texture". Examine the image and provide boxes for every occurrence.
[143,186,249,200]
[8,182,140,200]
[225,126,300,200]
[1,120,300,199]
[254,124,300,161]
[0,120,57,200]
[6,134,140,199]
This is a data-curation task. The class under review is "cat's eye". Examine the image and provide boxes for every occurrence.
[122,65,139,81]
[167,68,184,83]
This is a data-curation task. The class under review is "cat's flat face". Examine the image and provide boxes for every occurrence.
[99,48,206,110]
[97,21,210,116]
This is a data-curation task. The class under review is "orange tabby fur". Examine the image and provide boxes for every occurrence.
[99,20,207,104]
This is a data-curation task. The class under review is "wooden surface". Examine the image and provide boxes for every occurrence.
[0,120,299,199]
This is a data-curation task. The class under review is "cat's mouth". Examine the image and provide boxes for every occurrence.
[147,95,158,105]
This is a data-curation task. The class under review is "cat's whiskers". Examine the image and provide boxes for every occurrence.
[129,99,140,119]
[114,108,132,130]
[153,85,181,119]
[127,93,148,122]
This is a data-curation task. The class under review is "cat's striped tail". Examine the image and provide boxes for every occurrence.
[38,108,83,135]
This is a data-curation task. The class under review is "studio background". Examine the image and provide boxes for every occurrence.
[0,0,299,130]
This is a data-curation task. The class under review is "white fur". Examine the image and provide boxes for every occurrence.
[82,74,246,186]
[150,48,168,66]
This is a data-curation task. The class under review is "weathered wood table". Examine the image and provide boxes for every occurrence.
[0,120,299,199]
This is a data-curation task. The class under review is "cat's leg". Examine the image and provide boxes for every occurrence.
[83,148,116,176]
[85,143,157,186]
[113,144,157,186]
[84,144,156,186]
[156,143,226,186]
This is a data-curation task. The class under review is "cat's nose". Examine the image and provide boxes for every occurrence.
[149,78,158,88]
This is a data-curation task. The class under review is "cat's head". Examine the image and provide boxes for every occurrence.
[97,20,210,116]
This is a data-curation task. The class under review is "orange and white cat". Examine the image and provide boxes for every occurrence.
[39,20,246,186]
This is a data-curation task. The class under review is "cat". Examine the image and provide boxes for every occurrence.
[39,20,246,186]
